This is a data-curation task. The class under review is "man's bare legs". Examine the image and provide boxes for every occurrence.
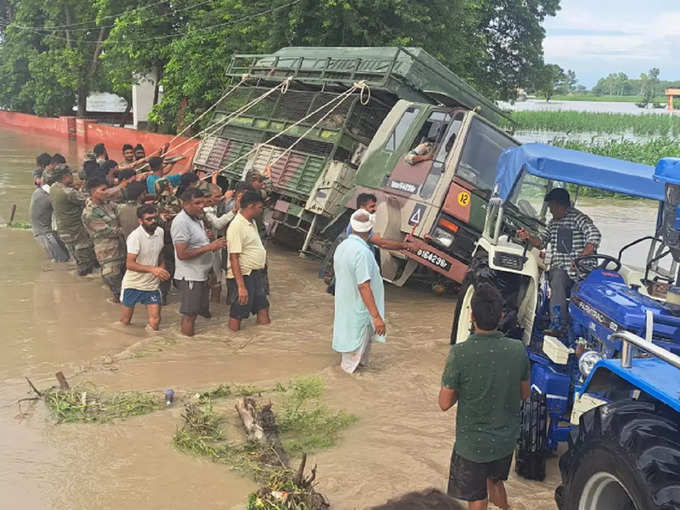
[465,479,507,510]
[181,314,196,336]
[487,479,509,510]
[468,499,487,510]
[147,304,161,330]
[256,308,270,325]
[120,305,134,325]
[229,317,241,332]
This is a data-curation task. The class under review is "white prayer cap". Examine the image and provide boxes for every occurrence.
[350,209,375,233]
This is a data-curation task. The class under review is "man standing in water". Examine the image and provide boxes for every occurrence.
[120,205,169,330]
[50,165,97,276]
[82,176,127,303]
[439,284,530,510]
[29,168,70,262]
[226,190,270,332]
[171,188,227,336]
[332,209,386,374]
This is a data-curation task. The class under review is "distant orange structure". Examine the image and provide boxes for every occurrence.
[666,88,680,110]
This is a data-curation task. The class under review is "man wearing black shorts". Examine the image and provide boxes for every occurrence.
[171,188,227,336]
[439,284,530,510]
[226,190,269,332]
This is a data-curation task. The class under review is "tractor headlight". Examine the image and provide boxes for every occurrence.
[432,227,454,248]
[578,350,604,378]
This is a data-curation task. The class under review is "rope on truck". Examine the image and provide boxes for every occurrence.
[164,74,250,148]
[163,75,293,159]
[213,80,371,179]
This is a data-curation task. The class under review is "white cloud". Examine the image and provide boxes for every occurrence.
[542,2,680,86]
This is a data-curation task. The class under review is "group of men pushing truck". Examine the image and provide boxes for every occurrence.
[29,143,272,337]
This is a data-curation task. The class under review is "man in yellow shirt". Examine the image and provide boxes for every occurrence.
[226,190,269,332]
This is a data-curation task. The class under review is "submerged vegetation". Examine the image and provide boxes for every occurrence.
[174,377,356,478]
[508,111,680,137]
[44,384,165,423]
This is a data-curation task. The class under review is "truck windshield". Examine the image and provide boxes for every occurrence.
[457,118,517,192]
[508,171,552,222]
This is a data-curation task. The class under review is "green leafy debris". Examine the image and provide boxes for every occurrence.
[174,377,356,478]
[44,383,165,423]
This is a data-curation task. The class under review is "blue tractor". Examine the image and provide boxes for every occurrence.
[451,144,680,509]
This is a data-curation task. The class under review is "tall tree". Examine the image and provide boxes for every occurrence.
[0,0,115,117]
[531,63,565,101]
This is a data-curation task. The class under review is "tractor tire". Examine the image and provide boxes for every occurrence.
[450,280,473,344]
[515,391,548,481]
[556,399,680,510]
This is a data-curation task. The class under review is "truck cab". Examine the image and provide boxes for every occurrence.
[353,100,518,287]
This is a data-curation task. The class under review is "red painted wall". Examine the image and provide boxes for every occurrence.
[0,111,198,171]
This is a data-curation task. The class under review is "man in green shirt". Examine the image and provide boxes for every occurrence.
[439,284,530,510]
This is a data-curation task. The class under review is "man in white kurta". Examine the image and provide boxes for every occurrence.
[332,210,386,374]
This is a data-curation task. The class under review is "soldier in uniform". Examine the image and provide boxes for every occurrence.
[82,176,128,302]
[49,165,97,276]
[154,177,183,304]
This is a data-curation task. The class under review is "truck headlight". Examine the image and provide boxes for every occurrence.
[578,350,604,378]
[432,227,454,248]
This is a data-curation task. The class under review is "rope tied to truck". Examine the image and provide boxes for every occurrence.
[162,76,294,159]
[212,80,371,180]
[164,73,251,148]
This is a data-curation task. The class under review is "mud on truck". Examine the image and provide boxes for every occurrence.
[192,47,517,291]
[451,145,680,509]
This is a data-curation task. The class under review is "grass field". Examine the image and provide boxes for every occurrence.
[507,111,680,137]
[551,138,680,167]
[542,95,667,103]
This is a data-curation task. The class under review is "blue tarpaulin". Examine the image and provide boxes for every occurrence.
[494,143,664,202]
[653,158,680,186]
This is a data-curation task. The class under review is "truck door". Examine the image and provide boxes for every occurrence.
[386,110,451,197]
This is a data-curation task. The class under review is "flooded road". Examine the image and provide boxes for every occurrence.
[0,127,662,509]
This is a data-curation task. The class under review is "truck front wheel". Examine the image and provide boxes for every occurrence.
[556,399,680,510]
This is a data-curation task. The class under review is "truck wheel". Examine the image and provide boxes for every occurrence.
[515,391,548,481]
[450,281,474,344]
[556,399,680,510]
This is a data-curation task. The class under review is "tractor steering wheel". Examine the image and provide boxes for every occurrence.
[574,254,622,277]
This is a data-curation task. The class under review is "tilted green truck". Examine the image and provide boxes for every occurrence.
[192,46,518,290]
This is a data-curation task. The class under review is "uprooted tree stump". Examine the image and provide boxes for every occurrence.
[235,397,330,510]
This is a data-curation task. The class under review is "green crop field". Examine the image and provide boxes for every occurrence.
[507,111,680,137]
[540,95,667,103]
[551,138,680,167]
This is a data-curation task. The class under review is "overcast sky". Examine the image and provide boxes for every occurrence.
[542,0,680,88]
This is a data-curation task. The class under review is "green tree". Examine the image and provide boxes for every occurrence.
[0,0,561,126]
[0,0,116,116]
[531,63,565,101]
[460,0,561,100]
[151,0,560,130]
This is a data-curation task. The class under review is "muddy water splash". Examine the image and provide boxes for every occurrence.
[0,127,661,509]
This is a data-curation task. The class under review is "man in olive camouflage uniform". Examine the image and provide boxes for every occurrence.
[49,165,97,276]
[82,176,127,302]
[154,177,182,303]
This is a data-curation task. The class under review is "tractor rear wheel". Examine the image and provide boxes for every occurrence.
[515,391,548,481]
[556,399,680,510]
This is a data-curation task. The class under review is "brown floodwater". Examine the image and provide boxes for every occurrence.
[0,127,661,509]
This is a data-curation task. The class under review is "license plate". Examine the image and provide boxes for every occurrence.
[415,248,452,271]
